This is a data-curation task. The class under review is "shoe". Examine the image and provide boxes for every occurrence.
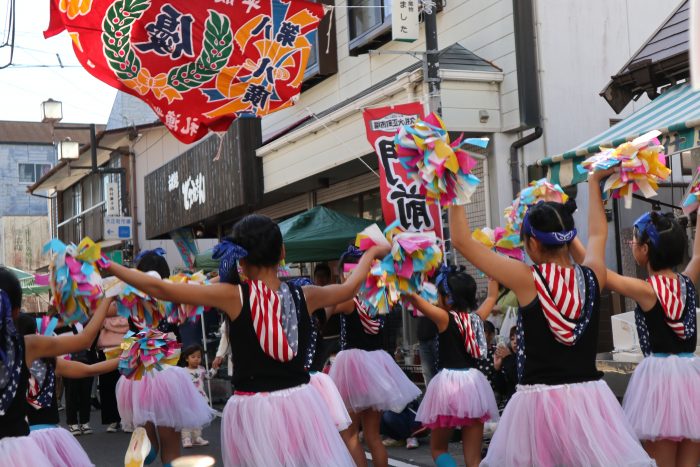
[122,422,134,433]
[80,423,93,435]
[382,438,403,447]
[106,422,119,433]
[57,404,64,412]
[68,424,81,436]
[182,437,193,448]
[124,427,152,467]
[406,437,419,449]
[193,437,209,446]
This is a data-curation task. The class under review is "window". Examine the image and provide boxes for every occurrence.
[18,163,51,183]
[303,0,338,89]
[348,0,392,55]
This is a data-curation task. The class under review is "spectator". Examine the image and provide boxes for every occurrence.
[212,319,233,378]
[380,402,423,450]
[416,316,439,386]
[494,326,518,407]
[309,263,341,371]
[64,322,97,436]
[96,302,129,433]
[476,320,498,391]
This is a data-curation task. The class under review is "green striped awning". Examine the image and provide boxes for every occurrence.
[537,83,700,186]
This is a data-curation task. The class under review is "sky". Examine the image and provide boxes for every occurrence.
[0,0,117,124]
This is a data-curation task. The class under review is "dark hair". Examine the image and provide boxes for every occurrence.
[634,211,687,271]
[338,246,362,276]
[521,200,577,251]
[136,252,171,279]
[224,215,282,285]
[509,325,517,339]
[179,344,203,367]
[437,267,477,311]
[314,263,331,281]
[0,267,22,310]
[483,320,495,335]
[16,313,37,336]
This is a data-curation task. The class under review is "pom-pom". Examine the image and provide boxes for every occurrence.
[472,227,524,261]
[105,329,180,380]
[504,178,568,234]
[104,272,166,329]
[580,130,671,208]
[395,113,482,206]
[43,238,105,325]
[165,271,211,324]
[682,167,700,215]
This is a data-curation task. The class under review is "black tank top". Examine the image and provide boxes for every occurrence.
[438,315,478,370]
[340,307,383,351]
[228,282,310,392]
[520,267,603,385]
[637,300,697,354]
[27,359,59,426]
[0,361,30,438]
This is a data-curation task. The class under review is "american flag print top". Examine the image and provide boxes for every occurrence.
[26,359,55,410]
[248,280,299,362]
[354,298,381,335]
[648,274,691,340]
[532,264,592,345]
[449,311,483,359]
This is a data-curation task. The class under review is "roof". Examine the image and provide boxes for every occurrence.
[601,0,689,113]
[0,121,105,145]
[106,91,159,131]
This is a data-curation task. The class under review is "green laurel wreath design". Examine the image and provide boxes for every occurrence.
[102,0,149,81]
[166,11,233,92]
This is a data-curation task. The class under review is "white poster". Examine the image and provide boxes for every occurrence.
[392,0,419,42]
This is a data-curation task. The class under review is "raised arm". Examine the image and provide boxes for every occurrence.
[474,279,499,321]
[406,293,449,332]
[56,357,119,379]
[104,262,240,320]
[448,205,533,303]
[606,270,656,312]
[684,212,700,284]
[25,297,111,365]
[303,245,390,313]
[583,171,612,287]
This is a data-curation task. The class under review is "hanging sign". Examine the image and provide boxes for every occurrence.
[392,0,419,42]
[105,182,120,216]
[362,103,442,237]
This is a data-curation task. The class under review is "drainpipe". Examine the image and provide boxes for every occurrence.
[509,127,542,197]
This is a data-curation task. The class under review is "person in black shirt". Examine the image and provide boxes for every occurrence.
[493,325,518,407]
[416,316,439,386]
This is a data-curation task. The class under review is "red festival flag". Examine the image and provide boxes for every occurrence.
[45,0,326,144]
[362,103,443,237]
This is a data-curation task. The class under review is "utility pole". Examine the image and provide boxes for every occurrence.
[424,3,442,116]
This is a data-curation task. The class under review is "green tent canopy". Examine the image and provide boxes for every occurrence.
[193,251,221,273]
[7,266,50,296]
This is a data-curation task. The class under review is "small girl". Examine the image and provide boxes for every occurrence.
[179,344,215,448]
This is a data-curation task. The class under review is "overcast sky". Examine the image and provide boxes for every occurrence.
[0,0,116,124]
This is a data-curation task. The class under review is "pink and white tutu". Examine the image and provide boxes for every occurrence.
[116,365,215,430]
[0,435,53,467]
[416,368,499,429]
[623,354,700,442]
[481,380,654,467]
[29,426,93,467]
[221,383,354,467]
[329,349,420,413]
[309,372,351,430]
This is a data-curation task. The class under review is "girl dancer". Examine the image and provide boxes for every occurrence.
[0,267,110,466]
[448,173,653,466]
[329,248,421,467]
[580,211,699,466]
[115,250,214,467]
[408,269,499,467]
[103,214,389,467]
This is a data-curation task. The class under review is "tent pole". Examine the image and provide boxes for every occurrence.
[200,315,213,408]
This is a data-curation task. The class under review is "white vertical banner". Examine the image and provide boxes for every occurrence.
[392,0,419,42]
[105,182,120,216]
[692,0,700,90]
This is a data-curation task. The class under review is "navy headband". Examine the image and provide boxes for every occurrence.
[435,264,454,305]
[135,247,166,263]
[212,239,248,283]
[522,210,577,246]
[633,212,673,249]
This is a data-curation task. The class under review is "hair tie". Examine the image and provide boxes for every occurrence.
[522,211,577,246]
[435,264,454,305]
[135,247,166,263]
[340,245,363,262]
[213,239,248,283]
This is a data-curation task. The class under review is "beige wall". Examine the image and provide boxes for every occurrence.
[0,216,50,271]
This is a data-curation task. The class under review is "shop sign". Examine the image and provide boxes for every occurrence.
[392,0,419,42]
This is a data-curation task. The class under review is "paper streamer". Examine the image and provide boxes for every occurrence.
[503,178,568,235]
[164,271,211,324]
[683,166,700,215]
[472,226,524,261]
[105,329,180,380]
[395,113,483,206]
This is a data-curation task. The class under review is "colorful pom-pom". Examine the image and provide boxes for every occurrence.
[504,178,568,234]
[395,113,483,206]
[682,167,700,215]
[165,271,211,324]
[580,130,671,208]
[472,227,524,261]
[105,329,180,380]
[104,272,166,329]
[43,238,105,325]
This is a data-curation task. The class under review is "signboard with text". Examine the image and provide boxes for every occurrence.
[392,0,419,42]
[104,216,133,241]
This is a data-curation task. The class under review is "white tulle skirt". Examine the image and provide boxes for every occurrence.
[416,368,499,429]
[0,435,53,467]
[481,380,654,467]
[29,426,93,467]
[116,365,215,430]
[329,349,420,413]
[309,372,351,431]
[221,383,354,467]
[623,354,700,442]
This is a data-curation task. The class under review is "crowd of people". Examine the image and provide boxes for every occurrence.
[0,167,698,467]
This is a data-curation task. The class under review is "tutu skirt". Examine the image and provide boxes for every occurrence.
[221,383,354,467]
[482,380,654,467]
[623,354,700,442]
[0,435,53,467]
[309,372,351,430]
[416,368,499,429]
[116,365,215,430]
[30,426,93,467]
[329,349,420,413]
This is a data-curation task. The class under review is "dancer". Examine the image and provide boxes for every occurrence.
[179,344,214,448]
[103,214,389,466]
[448,173,653,466]
[329,248,421,467]
[573,211,699,466]
[407,269,500,467]
[0,267,110,466]
[115,249,214,467]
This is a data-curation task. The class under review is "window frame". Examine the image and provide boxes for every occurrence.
[347,0,392,56]
[18,163,35,184]
[302,0,338,89]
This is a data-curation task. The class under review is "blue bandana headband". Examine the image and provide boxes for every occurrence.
[212,239,248,283]
[135,247,166,263]
[633,212,661,249]
[435,264,454,305]
[522,211,577,246]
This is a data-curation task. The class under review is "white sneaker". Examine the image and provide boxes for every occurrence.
[68,424,81,436]
[193,437,209,446]
[182,437,193,448]
[80,423,93,435]
[406,437,419,449]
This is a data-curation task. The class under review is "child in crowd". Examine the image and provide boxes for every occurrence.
[179,344,215,448]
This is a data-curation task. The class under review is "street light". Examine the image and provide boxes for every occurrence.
[57,138,80,161]
[41,98,63,123]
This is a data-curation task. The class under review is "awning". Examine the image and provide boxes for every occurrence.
[536,83,700,186]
